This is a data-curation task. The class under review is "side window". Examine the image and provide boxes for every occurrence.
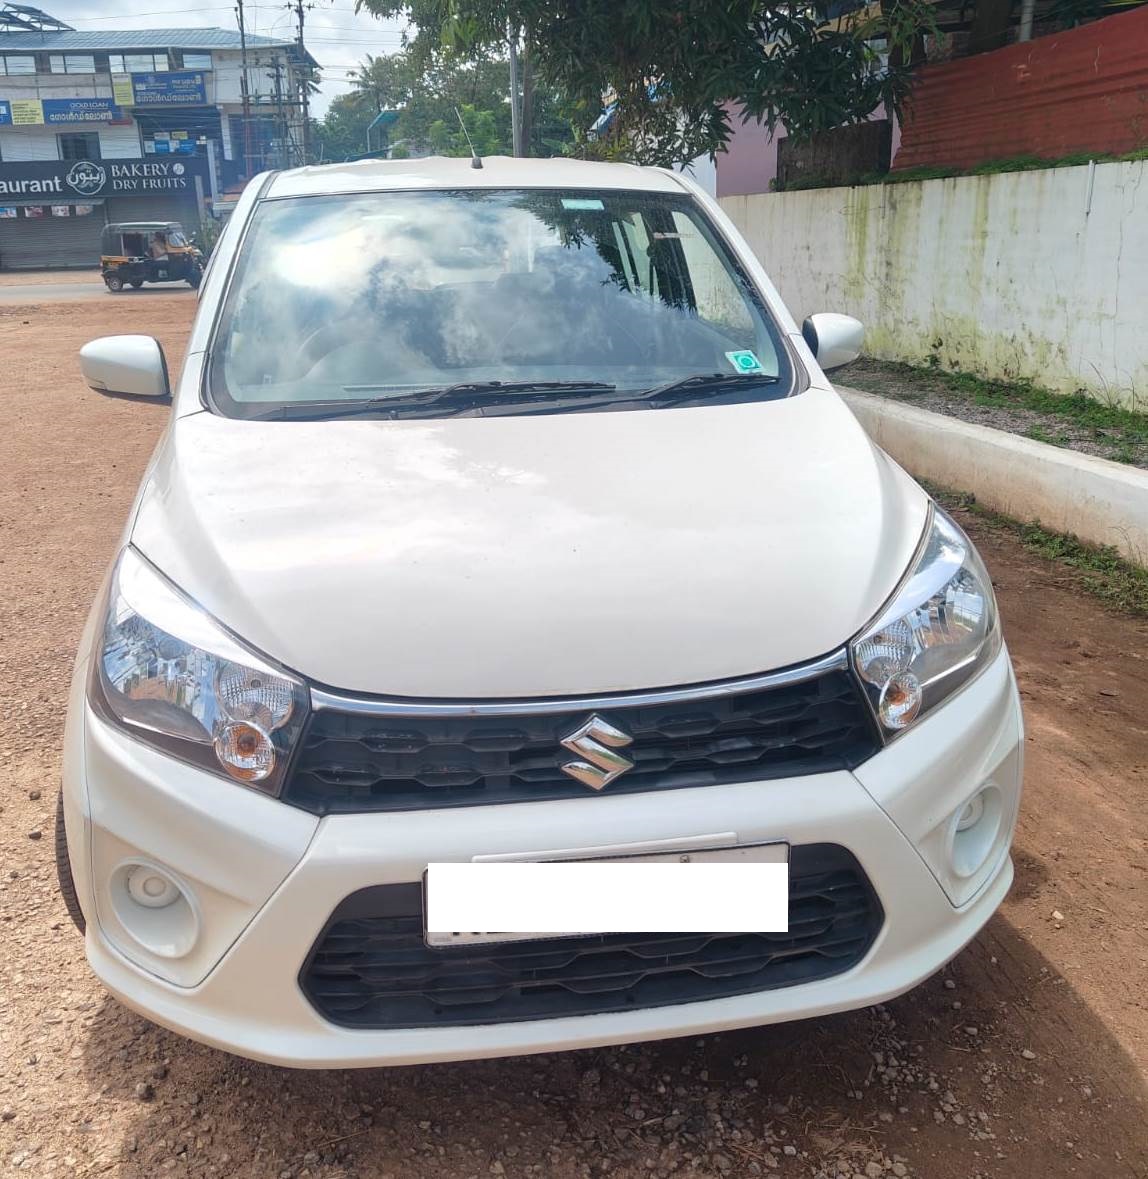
[671,210,755,339]
[49,54,96,73]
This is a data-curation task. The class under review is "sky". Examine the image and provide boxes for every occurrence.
[42,0,410,117]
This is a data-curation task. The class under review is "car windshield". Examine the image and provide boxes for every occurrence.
[208,187,795,419]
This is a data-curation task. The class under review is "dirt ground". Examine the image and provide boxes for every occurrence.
[0,270,101,287]
[1,293,1146,1179]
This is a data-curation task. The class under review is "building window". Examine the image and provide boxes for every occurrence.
[108,52,170,74]
[49,54,97,74]
[58,133,101,161]
[0,55,36,75]
[181,53,212,71]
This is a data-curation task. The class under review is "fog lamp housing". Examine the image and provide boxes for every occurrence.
[947,784,1004,879]
[109,860,199,959]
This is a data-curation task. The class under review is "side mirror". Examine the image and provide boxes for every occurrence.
[802,313,863,371]
[79,335,170,399]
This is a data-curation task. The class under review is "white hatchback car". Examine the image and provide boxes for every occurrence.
[60,156,1022,1068]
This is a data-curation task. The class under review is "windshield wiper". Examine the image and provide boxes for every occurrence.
[420,371,786,419]
[631,371,780,402]
[397,372,781,416]
[252,380,618,421]
[247,374,776,422]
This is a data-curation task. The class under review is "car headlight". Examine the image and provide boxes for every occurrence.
[90,548,308,793]
[851,506,1002,736]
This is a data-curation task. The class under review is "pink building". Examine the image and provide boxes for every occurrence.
[715,108,902,198]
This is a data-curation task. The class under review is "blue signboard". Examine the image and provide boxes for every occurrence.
[0,101,11,127]
[130,71,207,106]
[41,98,120,124]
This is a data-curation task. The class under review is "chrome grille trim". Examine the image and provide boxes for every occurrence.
[308,649,850,719]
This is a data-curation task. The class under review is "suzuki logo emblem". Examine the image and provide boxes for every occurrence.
[559,714,635,790]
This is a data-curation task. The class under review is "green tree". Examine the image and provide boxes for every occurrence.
[429,103,504,156]
[317,44,572,161]
[355,0,935,164]
[314,92,375,162]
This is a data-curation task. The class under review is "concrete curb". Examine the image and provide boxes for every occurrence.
[837,386,1148,567]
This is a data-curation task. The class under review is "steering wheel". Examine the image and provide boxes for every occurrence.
[293,319,362,375]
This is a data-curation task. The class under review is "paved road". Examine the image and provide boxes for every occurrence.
[0,280,196,303]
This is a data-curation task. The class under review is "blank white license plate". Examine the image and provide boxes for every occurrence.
[425,843,788,947]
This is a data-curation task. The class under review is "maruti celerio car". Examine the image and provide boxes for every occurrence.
[60,156,1023,1068]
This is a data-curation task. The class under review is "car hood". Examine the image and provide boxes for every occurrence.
[131,387,928,698]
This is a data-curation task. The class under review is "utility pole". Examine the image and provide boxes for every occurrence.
[236,0,252,176]
[271,55,288,168]
[519,32,533,157]
[508,26,521,157]
[293,0,311,163]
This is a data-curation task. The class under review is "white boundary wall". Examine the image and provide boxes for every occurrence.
[721,161,1148,409]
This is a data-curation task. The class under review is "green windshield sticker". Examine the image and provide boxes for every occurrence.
[725,349,767,375]
[561,198,605,210]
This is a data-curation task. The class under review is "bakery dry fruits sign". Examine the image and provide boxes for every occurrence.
[0,157,206,199]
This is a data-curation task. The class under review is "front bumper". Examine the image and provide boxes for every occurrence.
[62,648,1023,1068]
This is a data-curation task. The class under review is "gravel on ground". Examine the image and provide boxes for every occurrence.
[1,292,1147,1179]
[838,358,1148,469]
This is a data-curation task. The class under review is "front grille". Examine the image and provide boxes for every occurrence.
[300,844,882,1029]
[283,661,879,814]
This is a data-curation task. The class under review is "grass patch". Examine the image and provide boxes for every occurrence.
[868,360,1148,460]
[927,483,1148,616]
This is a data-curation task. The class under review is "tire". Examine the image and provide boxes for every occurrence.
[104,275,124,293]
[54,789,86,934]
[129,280,144,289]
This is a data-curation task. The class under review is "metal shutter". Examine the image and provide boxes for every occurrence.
[104,194,200,229]
[0,203,107,270]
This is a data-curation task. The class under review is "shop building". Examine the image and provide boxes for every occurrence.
[0,5,317,269]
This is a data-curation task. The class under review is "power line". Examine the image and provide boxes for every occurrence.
[64,7,235,19]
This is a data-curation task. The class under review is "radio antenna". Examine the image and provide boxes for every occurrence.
[455,106,483,169]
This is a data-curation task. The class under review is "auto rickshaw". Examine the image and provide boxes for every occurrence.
[100,222,203,292]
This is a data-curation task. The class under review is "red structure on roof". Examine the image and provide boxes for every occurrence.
[894,5,1148,171]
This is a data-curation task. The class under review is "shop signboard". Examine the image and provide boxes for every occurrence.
[42,98,119,123]
[0,100,10,126]
[119,71,207,106]
[111,75,135,106]
[0,156,208,201]
[2,98,120,125]
[10,99,45,125]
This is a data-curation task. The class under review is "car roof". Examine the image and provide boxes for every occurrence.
[265,155,690,200]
